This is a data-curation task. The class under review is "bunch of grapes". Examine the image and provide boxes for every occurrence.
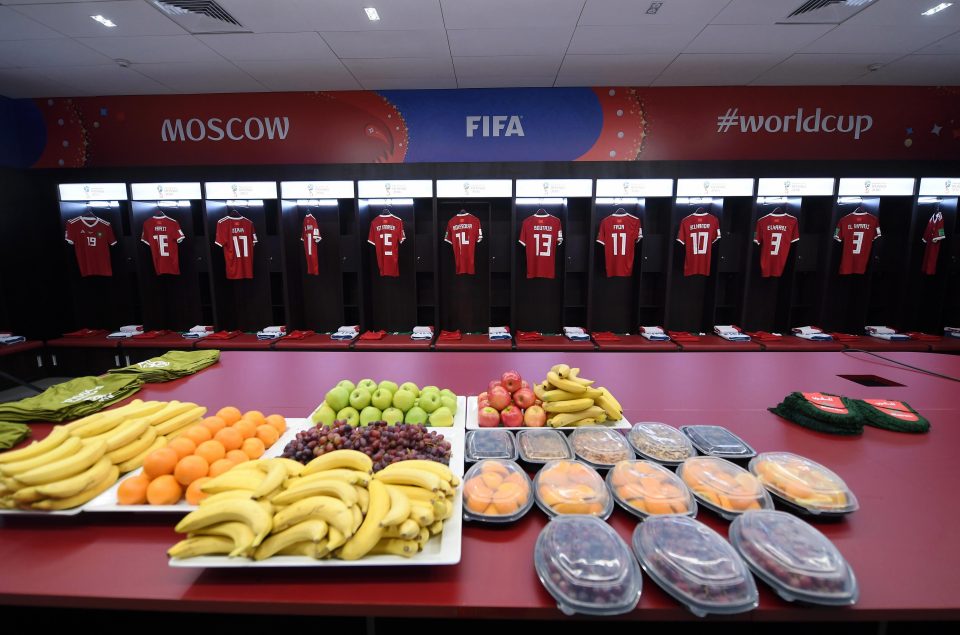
[281,421,452,472]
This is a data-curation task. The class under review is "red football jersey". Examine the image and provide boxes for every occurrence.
[141,215,184,276]
[444,213,483,275]
[367,213,406,277]
[753,212,799,278]
[65,216,116,277]
[921,211,945,276]
[301,213,322,276]
[834,211,880,275]
[676,211,721,276]
[596,212,642,277]
[519,213,563,279]
[214,215,257,280]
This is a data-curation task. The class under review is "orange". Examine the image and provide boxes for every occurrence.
[146,474,182,505]
[173,455,209,486]
[463,478,494,505]
[241,437,265,460]
[200,416,227,435]
[265,414,286,435]
[195,439,226,465]
[226,449,249,464]
[466,496,490,514]
[183,425,212,446]
[166,437,197,461]
[214,427,243,451]
[143,448,179,479]
[480,461,509,476]
[255,424,279,447]
[232,419,257,440]
[242,410,266,426]
[216,406,242,425]
[208,458,236,478]
[185,477,211,505]
[116,473,150,505]
[480,471,504,490]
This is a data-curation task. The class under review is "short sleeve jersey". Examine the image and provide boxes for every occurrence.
[214,215,257,280]
[753,212,799,278]
[65,216,117,277]
[367,213,406,277]
[834,211,880,275]
[921,211,945,276]
[301,213,322,276]
[596,212,643,277]
[141,215,185,276]
[676,212,721,276]
[519,213,563,279]
[444,213,483,275]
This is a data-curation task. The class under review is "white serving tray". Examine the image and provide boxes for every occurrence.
[465,396,631,431]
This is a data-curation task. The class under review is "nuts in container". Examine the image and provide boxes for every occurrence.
[570,428,633,467]
[628,422,695,464]
[517,429,573,463]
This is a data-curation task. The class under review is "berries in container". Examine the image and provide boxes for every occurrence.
[627,422,696,466]
[680,425,756,460]
[677,456,773,520]
[534,459,613,519]
[569,427,633,469]
[462,459,533,523]
[516,429,574,464]
[632,515,758,617]
[749,452,858,516]
[465,429,518,463]
[730,510,858,606]
[535,515,642,616]
[606,460,697,519]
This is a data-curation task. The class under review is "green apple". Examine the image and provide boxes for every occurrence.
[311,403,336,427]
[439,388,456,401]
[371,388,393,410]
[349,387,371,410]
[428,406,453,427]
[399,382,420,397]
[392,388,416,412]
[325,386,350,412]
[357,378,378,393]
[404,406,428,425]
[336,406,359,427]
[440,395,457,414]
[359,406,382,426]
[420,385,440,396]
[336,379,356,393]
[419,392,441,414]
[382,407,404,426]
[378,380,399,394]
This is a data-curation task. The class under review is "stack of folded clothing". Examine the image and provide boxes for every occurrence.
[791,326,833,341]
[331,325,360,341]
[256,325,287,340]
[640,326,670,341]
[668,331,701,343]
[745,331,782,341]
[591,331,621,342]
[769,392,865,435]
[563,326,590,341]
[865,325,909,341]
[714,325,751,342]
[0,375,144,423]
[517,330,543,341]
[905,332,940,341]
[108,350,220,383]
[438,329,461,341]
[411,326,434,341]
[945,327,960,339]
[182,325,214,339]
[131,330,171,339]
[0,332,26,346]
[488,326,511,341]
[206,330,241,340]
[853,398,931,433]
[63,328,109,338]
[0,422,29,450]
[284,330,315,340]
[108,325,144,339]
[359,330,386,340]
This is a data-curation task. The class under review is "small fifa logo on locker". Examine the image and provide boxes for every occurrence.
[542,181,550,194]
[307,183,315,195]
[703,180,710,193]
[384,182,392,195]
[784,180,791,194]
[157,184,164,195]
[622,181,630,194]
[463,182,471,195]
[231,183,238,196]
[864,180,871,193]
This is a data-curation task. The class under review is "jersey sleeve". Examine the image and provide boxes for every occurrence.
[476,225,483,243]
[443,218,452,244]
[833,221,843,242]
[596,218,606,245]
[676,219,686,245]
[933,215,946,241]
[556,219,563,245]
[65,222,76,245]
[713,218,721,243]
[790,218,800,243]
[103,222,117,246]
[399,219,406,243]
[635,218,643,241]
[518,219,528,246]
[249,220,258,245]
[214,220,226,247]
[873,220,881,240]
[141,221,152,245]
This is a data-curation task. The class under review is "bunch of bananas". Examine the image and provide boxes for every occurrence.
[0,399,206,511]
[532,364,624,428]
[168,450,458,561]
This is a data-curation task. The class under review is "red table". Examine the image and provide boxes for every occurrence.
[839,336,931,353]
[756,336,846,352]
[929,336,960,353]
[120,334,197,350]
[593,335,679,351]
[515,336,596,351]
[673,334,763,352]
[2,350,959,621]
[46,336,119,349]
[194,334,276,350]
[353,334,433,350]
[434,334,513,351]
[272,334,354,351]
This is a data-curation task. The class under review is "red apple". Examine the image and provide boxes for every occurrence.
[478,406,501,428]
[500,405,523,427]
[488,379,503,393]
[478,392,489,409]
[520,379,530,389]
[488,386,511,411]
[523,405,546,427]
[513,387,536,409]
[501,370,522,393]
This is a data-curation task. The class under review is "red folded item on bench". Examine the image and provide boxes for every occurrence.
[668,331,701,342]
[590,331,621,341]
[517,331,543,341]
[830,332,860,342]
[360,330,386,340]
[284,330,316,340]
[746,331,782,341]
[438,330,462,341]
[906,332,940,341]
[63,328,109,338]
[131,330,171,339]
[206,330,241,340]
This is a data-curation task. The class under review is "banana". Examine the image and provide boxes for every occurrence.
[338,479,389,560]
[73,401,166,438]
[277,540,326,558]
[30,465,119,510]
[437,497,454,520]
[100,416,151,452]
[35,456,113,499]
[252,460,287,500]
[154,407,207,436]
[354,485,369,513]
[272,495,354,535]
[428,520,444,536]
[200,489,256,507]
[302,450,373,476]
[144,401,196,426]
[543,398,595,413]
[272,479,358,507]
[201,469,265,494]
[540,389,592,403]
[326,526,347,550]
[15,439,107,486]
[594,389,622,422]
[350,504,363,533]
[380,485,411,527]
[115,435,166,473]
[62,411,108,432]
[565,368,596,386]
[597,387,623,412]
[533,382,548,400]
[175,498,273,547]
[416,527,430,549]
[368,538,418,557]
[546,371,588,394]
[0,436,83,477]
[0,426,70,465]
[192,521,257,557]
[546,406,606,427]
[106,427,157,465]
[408,499,435,527]
[379,459,454,483]
[234,458,303,477]
[373,468,444,493]
[168,535,235,559]
[386,484,442,504]
[551,363,571,378]
[285,469,370,488]
[254,519,328,561]
[383,518,420,540]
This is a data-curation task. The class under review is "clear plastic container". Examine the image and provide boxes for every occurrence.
[606,460,697,519]
[749,452,858,516]
[462,459,534,523]
[534,459,613,519]
[569,427,634,468]
[517,429,574,464]
[680,425,756,459]
[632,515,758,617]
[730,510,858,606]
[465,429,518,462]
[677,456,773,520]
[627,422,696,465]
[535,515,642,616]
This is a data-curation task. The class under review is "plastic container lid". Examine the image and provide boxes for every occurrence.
[462,459,534,523]
[680,425,756,458]
[627,422,696,465]
[465,429,518,462]
[677,456,773,520]
[730,510,858,606]
[534,459,613,519]
[606,460,697,519]
[632,515,758,617]
[517,429,574,463]
[570,427,634,468]
[749,452,858,516]
[535,515,642,616]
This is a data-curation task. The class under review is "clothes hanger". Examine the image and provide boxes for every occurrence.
[612,207,628,215]
[534,208,548,216]
[693,206,707,214]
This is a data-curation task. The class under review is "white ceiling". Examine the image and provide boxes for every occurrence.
[0,0,958,97]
